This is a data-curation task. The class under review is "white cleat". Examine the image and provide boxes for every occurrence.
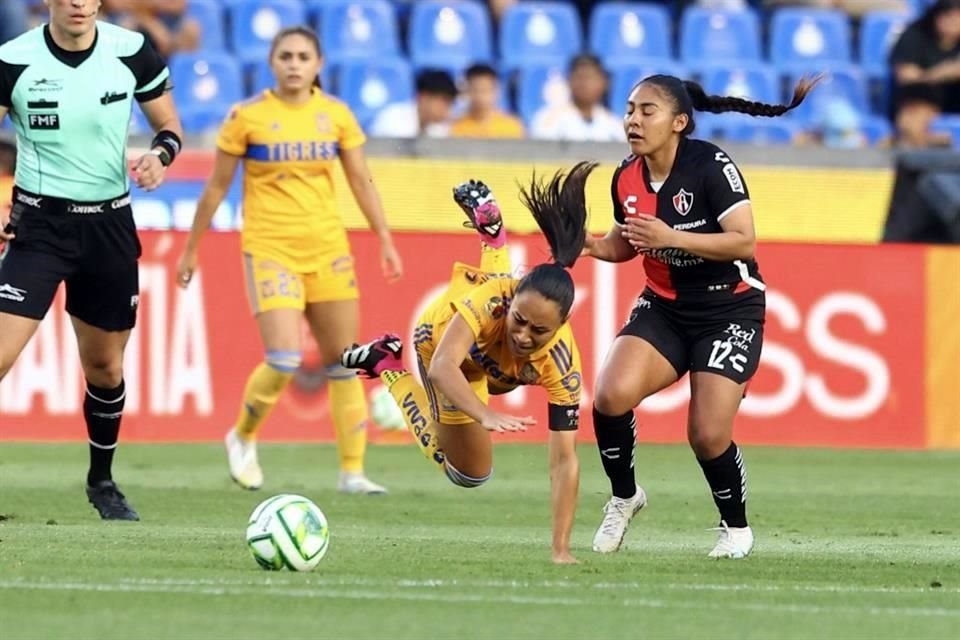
[592,487,648,553]
[337,472,388,495]
[707,520,754,559]
[225,427,263,490]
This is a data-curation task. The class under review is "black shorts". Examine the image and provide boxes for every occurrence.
[0,188,142,331]
[619,287,765,385]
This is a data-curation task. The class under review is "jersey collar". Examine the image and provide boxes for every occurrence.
[44,24,98,69]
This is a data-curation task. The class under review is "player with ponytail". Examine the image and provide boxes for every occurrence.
[583,74,819,559]
[341,164,596,564]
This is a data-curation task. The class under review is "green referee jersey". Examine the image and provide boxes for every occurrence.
[0,22,170,201]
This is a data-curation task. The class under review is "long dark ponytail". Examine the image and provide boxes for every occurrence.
[515,161,596,319]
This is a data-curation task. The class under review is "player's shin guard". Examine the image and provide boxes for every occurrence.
[85,380,126,485]
[480,243,511,275]
[326,365,368,474]
[235,352,298,440]
[593,407,638,499]
[381,370,445,470]
[697,442,748,528]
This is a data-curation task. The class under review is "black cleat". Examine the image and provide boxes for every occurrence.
[452,179,504,240]
[86,480,140,521]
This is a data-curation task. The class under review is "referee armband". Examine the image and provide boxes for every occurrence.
[548,403,580,431]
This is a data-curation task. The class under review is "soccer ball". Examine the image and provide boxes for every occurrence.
[245,494,330,571]
[369,385,406,431]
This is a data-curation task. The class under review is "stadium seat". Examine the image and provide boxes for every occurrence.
[700,63,779,104]
[499,2,583,71]
[860,11,910,76]
[607,58,688,112]
[226,0,308,66]
[589,2,672,62]
[170,52,244,110]
[408,1,493,74]
[517,63,571,126]
[679,8,761,63]
[336,57,414,128]
[187,0,226,51]
[716,119,798,145]
[310,0,400,64]
[769,8,852,64]
[860,114,893,146]
[930,115,960,148]
[178,106,234,134]
[784,65,869,124]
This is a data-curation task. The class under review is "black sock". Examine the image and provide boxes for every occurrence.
[697,442,748,528]
[85,380,126,486]
[592,407,637,499]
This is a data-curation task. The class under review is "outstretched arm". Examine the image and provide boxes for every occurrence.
[548,428,579,564]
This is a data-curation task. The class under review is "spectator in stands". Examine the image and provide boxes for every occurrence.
[891,0,960,146]
[530,54,623,142]
[0,1,29,45]
[370,69,458,138]
[103,0,200,58]
[796,96,870,148]
[451,64,525,139]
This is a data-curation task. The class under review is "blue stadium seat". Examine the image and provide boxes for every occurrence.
[930,115,960,148]
[607,58,687,112]
[226,0,307,66]
[860,11,910,76]
[187,0,226,51]
[770,8,852,64]
[408,1,493,74]
[178,107,232,134]
[336,57,414,128]
[679,8,761,63]
[784,65,869,125]
[310,0,400,64]
[716,119,798,145]
[589,2,672,62]
[249,59,334,96]
[499,2,583,71]
[170,52,244,110]
[517,63,571,126]
[860,114,893,146]
[700,63,779,104]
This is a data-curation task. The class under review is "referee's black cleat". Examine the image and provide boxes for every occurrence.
[86,480,140,521]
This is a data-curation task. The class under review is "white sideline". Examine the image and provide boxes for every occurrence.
[0,579,957,619]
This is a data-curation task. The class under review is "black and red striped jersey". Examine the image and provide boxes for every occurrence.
[611,137,765,301]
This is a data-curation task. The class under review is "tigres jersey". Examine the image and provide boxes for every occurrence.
[216,88,366,270]
[450,275,583,430]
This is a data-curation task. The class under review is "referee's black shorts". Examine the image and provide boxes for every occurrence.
[0,187,142,331]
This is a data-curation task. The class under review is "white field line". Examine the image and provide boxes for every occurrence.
[0,579,957,619]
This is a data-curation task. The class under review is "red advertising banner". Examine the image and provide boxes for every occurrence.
[0,232,927,449]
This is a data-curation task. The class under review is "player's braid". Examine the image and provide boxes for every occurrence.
[683,77,822,118]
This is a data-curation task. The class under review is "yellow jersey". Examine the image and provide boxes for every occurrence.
[450,111,525,139]
[451,276,582,429]
[216,88,366,270]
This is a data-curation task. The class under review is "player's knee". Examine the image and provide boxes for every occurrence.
[443,459,492,488]
[264,350,303,374]
[687,426,730,460]
[593,383,633,417]
[81,356,124,388]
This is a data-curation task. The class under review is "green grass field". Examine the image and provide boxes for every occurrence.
[1,442,958,639]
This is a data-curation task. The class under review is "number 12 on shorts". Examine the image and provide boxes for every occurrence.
[707,340,747,373]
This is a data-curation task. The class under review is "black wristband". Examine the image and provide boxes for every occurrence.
[150,129,182,167]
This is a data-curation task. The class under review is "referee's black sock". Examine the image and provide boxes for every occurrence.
[85,380,126,486]
[697,442,748,528]
[592,407,638,499]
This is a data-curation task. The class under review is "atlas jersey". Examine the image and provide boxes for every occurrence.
[612,137,765,301]
[425,271,583,430]
[0,23,169,200]
[216,88,367,271]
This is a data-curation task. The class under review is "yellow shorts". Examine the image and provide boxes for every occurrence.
[413,262,491,426]
[243,251,359,314]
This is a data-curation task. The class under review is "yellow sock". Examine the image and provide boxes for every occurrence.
[327,366,368,474]
[480,243,511,275]
[381,370,445,470]
[235,361,296,440]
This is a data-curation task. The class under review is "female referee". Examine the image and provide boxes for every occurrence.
[340,166,594,564]
[0,0,183,521]
[176,26,403,495]
[585,74,819,558]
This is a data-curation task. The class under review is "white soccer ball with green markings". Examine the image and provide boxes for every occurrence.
[246,494,330,571]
